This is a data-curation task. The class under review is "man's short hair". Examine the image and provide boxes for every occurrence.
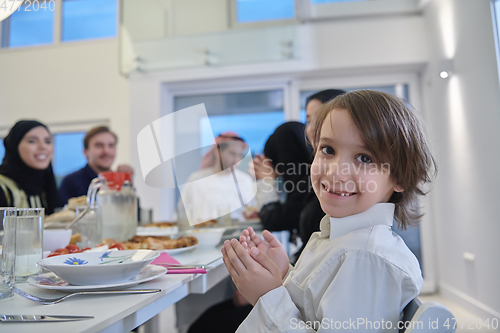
[84,126,118,149]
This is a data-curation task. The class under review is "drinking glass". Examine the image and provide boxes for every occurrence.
[15,208,43,282]
[0,208,16,300]
[73,206,101,249]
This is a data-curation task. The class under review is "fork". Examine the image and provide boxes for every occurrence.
[12,287,161,305]
[155,263,212,270]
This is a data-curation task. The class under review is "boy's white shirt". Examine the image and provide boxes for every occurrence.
[237,203,423,332]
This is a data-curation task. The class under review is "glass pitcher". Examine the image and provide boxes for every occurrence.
[87,173,138,242]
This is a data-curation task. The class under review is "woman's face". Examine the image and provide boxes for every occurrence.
[18,126,53,170]
[306,99,323,145]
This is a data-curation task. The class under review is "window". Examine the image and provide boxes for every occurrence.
[311,0,365,3]
[52,132,87,185]
[200,112,284,155]
[62,0,117,41]
[1,4,54,48]
[235,0,295,23]
[175,89,285,158]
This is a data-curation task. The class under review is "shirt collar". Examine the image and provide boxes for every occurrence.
[319,203,395,240]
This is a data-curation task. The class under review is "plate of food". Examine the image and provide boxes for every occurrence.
[159,244,198,255]
[45,235,200,261]
[136,222,179,236]
[28,265,167,292]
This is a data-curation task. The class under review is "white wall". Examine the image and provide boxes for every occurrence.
[0,40,131,167]
[420,0,500,319]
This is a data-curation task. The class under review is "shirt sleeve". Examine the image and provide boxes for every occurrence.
[237,250,419,332]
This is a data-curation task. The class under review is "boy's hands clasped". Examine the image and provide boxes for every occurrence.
[221,227,289,306]
[239,228,289,279]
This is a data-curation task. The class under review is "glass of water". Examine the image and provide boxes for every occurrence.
[15,208,43,282]
[1,208,17,300]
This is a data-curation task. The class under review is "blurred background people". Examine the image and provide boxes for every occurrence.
[253,121,312,239]
[0,120,61,215]
[179,132,254,223]
[59,126,133,204]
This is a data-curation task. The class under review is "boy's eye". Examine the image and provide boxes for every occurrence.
[356,155,373,164]
[320,146,334,155]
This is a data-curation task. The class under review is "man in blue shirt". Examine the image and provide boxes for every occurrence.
[59,126,133,205]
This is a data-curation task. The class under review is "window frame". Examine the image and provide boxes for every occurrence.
[0,0,119,49]
[308,0,420,21]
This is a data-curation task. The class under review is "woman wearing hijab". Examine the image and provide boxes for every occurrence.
[0,120,61,215]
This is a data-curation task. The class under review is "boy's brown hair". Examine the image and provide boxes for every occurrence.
[312,90,436,228]
[84,126,117,150]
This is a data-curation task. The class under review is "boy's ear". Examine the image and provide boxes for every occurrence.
[394,184,404,193]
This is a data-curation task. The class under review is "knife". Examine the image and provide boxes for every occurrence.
[0,314,93,322]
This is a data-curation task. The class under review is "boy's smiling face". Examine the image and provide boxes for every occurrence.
[311,109,402,218]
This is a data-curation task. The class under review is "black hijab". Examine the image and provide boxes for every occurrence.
[0,120,60,214]
[264,121,312,194]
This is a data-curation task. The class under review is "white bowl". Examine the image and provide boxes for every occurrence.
[37,249,160,285]
[185,228,225,247]
[43,229,72,252]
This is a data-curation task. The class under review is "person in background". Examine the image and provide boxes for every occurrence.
[0,120,61,215]
[295,89,346,260]
[253,122,312,239]
[179,132,254,223]
[59,126,133,205]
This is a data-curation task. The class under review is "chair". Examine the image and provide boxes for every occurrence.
[400,298,456,333]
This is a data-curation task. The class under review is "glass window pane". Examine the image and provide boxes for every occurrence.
[62,0,117,41]
[236,0,295,23]
[52,132,87,186]
[200,111,285,156]
[175,89,285,157]
[6,5,54,47]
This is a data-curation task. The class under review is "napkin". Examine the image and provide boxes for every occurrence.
[151,252,207,274]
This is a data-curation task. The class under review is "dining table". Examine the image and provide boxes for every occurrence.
[0,244,229,333]
[0,219,270,333]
